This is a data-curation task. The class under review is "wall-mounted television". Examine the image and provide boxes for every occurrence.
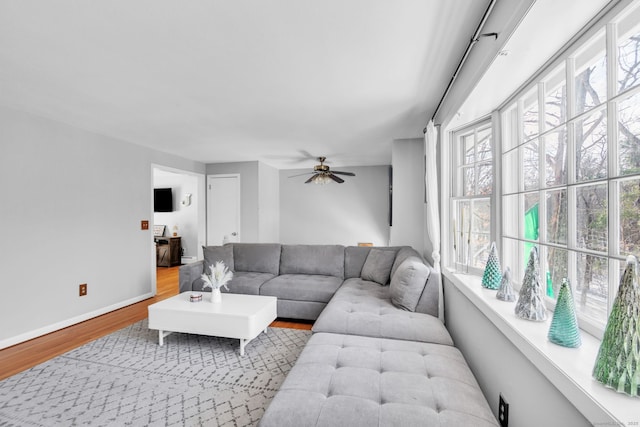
[154,188,173,212]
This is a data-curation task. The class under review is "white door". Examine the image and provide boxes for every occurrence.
[207,174,241,245]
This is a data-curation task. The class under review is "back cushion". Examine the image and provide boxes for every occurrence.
[232,243,281,274]
[280,245,345,278]
[344,246,372,278]
[389,256,431,311]
[360,248,398,285]
[391,247,422,278]
[202,245,234,274]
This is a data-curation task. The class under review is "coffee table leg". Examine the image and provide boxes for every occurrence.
[158,330,172,346]
[240,338,246,356]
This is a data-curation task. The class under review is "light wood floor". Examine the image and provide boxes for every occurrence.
[0,266,312,381]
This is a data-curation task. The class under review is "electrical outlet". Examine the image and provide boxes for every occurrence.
[141,220,149,230]
[79,283,87,297]
[498,394,509,427]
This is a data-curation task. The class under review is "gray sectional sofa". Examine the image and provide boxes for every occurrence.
[178,243,498,427]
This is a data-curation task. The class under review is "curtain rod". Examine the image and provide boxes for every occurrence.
[426,0,498,131]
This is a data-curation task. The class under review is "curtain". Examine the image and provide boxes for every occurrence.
[424,120,443,320]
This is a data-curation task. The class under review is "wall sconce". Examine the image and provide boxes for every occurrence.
[181,193,192,206]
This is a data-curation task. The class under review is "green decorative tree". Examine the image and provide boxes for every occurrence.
[496,267,516,302]
[547,278,581,348]
[482,242,502,290]
[515,246,547,321]
[592,255,640,397]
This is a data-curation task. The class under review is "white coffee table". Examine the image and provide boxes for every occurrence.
[148,292,277,356]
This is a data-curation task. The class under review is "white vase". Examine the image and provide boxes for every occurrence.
[211,288,222,304]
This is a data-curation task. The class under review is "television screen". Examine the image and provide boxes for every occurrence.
[154,188,173,212]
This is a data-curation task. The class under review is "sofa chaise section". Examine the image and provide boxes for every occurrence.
[313,246,450,344]
[312,278,452,345]
[259,332,499,427]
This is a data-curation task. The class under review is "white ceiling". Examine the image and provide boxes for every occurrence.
[0,0,492,168]
[448,0,614,130]
[0,0,600,170]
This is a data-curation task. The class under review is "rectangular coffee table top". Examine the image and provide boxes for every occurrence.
[148,292,277,355]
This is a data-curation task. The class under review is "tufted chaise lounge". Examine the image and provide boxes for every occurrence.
[259,333,499,427]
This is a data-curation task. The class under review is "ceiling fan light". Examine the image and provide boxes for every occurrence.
[314,173,331,185]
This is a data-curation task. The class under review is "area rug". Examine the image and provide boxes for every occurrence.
[0,320,311,426]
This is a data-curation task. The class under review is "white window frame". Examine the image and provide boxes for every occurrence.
[449,118,494,276]
[499,6,640,339]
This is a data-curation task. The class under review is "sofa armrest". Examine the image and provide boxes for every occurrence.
[179,260,204,293]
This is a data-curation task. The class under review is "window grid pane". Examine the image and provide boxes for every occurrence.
[576,110,608,182]
[544,128,568,187]
[617,91,640,176]
[576,183,608,253]
[618,177,640,256]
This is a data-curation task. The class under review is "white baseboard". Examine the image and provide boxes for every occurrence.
[0,292,155,350]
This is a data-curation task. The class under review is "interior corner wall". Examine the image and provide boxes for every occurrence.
[206,162,259,242]
[443,277,590,427]
[390,138,425,254]
[279,165,390,246]
[258,162,280,243]
[0,106,206,348]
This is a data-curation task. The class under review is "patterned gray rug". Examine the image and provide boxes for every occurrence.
[0,320,311,427]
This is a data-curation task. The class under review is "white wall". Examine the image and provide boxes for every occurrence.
[443,277,590,427]
[0,106,205,348]
[279,165,390,246]
[153,170,199,258]
[258,162,280,243]
[390,138,425,254]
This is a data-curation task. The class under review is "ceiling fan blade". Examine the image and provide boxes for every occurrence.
[304,174,318,184]
[328,173,344,183]
[288,172,315,178]
[331,171,355,176]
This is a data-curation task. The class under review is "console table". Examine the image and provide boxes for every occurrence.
[156,236,181,267]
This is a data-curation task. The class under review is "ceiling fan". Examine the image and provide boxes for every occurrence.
[289,156,355,184]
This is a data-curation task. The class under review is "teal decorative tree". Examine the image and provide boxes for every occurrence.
[547,278,581,348]
[515,246,547,321]
[496,267,516,302]
[592,255,640,397]
[482,242,502,290]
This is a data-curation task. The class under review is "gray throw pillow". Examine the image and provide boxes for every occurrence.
[389,257,431,311]
[360,248,396,285]
[203,245,234,275]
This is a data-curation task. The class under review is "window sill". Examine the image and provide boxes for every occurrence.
[443,269,637,425]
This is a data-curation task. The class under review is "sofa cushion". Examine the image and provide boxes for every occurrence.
[280,245,345,278]
[259,332,499,427]
[344,246,371,279]
[232,243,281,274]
[225,271,275,295]
[389,256,430,311]
[312,278,452,345]
[260,274,343,303]
[360,248,396,285]
[202,245,234,274]
[390,246,422,279]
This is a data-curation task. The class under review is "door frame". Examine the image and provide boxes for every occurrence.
[207,173,241,245]
[151,164,207,294]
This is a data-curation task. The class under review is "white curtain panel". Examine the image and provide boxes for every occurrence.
[424,121,443,321]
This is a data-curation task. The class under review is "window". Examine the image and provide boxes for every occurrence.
[451,121,493,273]
[500,5,640,337]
